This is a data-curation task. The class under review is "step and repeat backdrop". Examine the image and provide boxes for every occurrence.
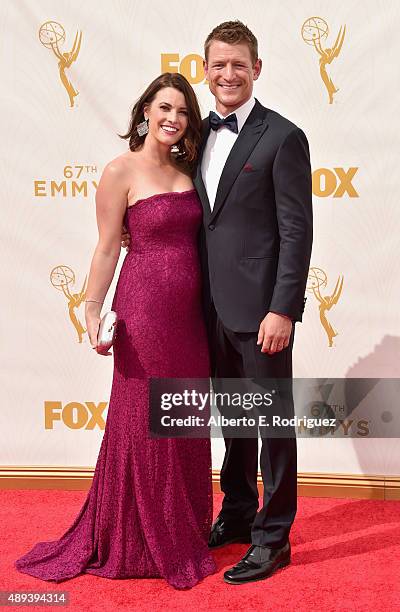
[1,1,399,476]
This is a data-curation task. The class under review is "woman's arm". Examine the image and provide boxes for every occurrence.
[85,160,128,349]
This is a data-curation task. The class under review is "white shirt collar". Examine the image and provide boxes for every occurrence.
[214,96,256,133]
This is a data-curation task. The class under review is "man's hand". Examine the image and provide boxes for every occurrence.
[257,312,292,354]
[121,224,131,251]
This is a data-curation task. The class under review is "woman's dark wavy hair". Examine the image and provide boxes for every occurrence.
[118,73,202,170]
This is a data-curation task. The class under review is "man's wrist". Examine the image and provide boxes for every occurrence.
[268,310,293,321]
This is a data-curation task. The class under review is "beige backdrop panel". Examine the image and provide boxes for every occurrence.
[1,0,399,475]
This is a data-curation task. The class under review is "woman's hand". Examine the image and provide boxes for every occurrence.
[121,224,131,251]
[85,303,101,351]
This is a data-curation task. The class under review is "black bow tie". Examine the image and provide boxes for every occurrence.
[209,111,238,134]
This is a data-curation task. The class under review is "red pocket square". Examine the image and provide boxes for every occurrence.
[243,163,254,172]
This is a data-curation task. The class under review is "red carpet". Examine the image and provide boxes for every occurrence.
[1,490,399,611]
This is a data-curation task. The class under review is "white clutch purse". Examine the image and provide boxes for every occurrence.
[96,311,117,355]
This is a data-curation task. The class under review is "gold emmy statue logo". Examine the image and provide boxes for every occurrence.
[301,17,346,104]
[307,267,344,347]
[50,265,87,342]
[38,21,82,107]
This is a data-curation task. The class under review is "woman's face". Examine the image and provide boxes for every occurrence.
[144,87,189,147]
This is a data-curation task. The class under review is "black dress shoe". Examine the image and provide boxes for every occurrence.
[208,515,252,549]
[223,542,291,584]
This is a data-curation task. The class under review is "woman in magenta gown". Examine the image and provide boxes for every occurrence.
[15,73,216,589]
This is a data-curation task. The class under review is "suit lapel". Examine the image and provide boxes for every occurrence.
[193,118,212,219]
[194,100,270,223]
[210,100,269,222]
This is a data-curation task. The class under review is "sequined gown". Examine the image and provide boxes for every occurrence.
[15,189,216,589]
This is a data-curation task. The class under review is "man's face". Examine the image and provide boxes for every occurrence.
[204,40,262,114]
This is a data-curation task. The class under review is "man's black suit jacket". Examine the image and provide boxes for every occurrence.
[193,98,313,333]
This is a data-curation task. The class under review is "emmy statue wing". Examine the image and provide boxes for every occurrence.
[80,274,88,295]
[331,25,346,60]
[330,275,344,305]
[70,31,82,62]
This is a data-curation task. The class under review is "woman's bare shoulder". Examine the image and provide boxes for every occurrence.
[104,151,135,176]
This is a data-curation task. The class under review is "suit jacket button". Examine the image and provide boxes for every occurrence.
[208,224,215,231]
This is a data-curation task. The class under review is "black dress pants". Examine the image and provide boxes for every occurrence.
[208,302,298,548]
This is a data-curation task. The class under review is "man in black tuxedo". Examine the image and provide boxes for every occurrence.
[193,21,313,584]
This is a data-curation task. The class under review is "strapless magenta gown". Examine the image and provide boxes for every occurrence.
[15,189,216,589]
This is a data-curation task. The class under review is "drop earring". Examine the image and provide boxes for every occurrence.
[137,116,149,137]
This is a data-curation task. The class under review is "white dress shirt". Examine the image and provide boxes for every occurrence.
[201,96,256,210]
